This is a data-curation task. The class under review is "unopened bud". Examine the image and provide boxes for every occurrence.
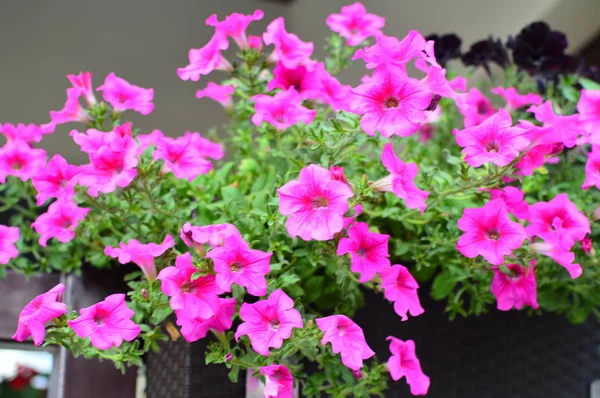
[141,289,149,300]
[224,353,234,362]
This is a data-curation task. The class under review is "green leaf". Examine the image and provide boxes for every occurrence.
[228,366,240,383]
[579,77,600,90]
[220,186,242,202]
[431,271,457,300]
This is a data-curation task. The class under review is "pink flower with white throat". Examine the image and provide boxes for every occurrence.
[97,73,154,115]
[205,10,264,50]
[490,86,542,111]
[235,289,303,356]
[68,294,141,350]
[0,141,47,183]
[68,71,97,106]
[380,265,424,321]
[261,364,294,398]
[316,315,374,371]
[0,225,19,264]
[371,143,429,212]
[277,164,353,241]
[491,262,538,311]
[195,82,235,110]
[178,34,231,82]
[453,108,530,167]
[251,88,316,131]
[176,297,236,342]
[13,284,67,346]
[104,235,175,281]
[48,87,90,126]
[456,199,527,265]
[32,199,90,247]
[326,3,385,46]
[337,222,390,282]
[387,337,430,396]
[205,235,272,296]
[157,252,222,318]
[32,155,80,206]
[351,64,430,138]
[263,17,314,68]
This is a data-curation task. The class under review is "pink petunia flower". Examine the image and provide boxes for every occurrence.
[67,294,141,350]
[195,82,235,110]
[530,237,582,279]
[251,88,316,131]
[263,17,314,68]
[387,337,430,396]
[487,186,530,220]
[184,131,225,160]
[178,34,231,82]
[235,289,303,356]
[0,141,47,183]
[97,73,154,115]
[456,199,527,265]
[577,89,600,141]
[315,315,375,371]
[527,193,590,253]
[453,108,530,167]
[491,262,538,311]
[31,199,90,247]
[31,155,80,206]
[490,86,542,111]
[151,130,213,181]
[527,101,580,148]
[157,252,222,318]
[206,235,272,296]
[267,62,320,98]
[456,87,495,128]
[176,297,236,342]
[104,235,174,281]
[248,35,263,51]
[277,164,354,241]
[0,225,19,264]
[352,31,426,70]
[205,10,264,50]
[337,222,390,282]
[380,265,424,321]
[371,143,429,212]
[48,88,90,126]
[581,236,593,254]
[0,122,53,144]
[68,71,97,106]
[180,222,242,252]
[12,284,67,346]
[351,64,430,138]
[583,147,600,190]
[261,364,294,398]
[326,3,385,47]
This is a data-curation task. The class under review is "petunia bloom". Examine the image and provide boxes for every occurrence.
[48,88,90,126]
[326,3,385,46]
[577,89,600,139]
[205,10,264,50]
[235,289,303,356]
[530,237,582,279]
[263,17,314,68]
[67,294,141,350]
[180,222,242,252]
[97,73,154,115]
[150,130,213,181]
[261,364,294,398]
[31,199,90,247]
[453,108,530,167]
[251,88,316,131]
[206,235,272,296]
[371,143,429,212]
[0,225,19,264]
[456,87,495,128]
[456,199,527,265]
[68,71,97,106]
[267,62,320,98]
[12,284,67,346]
[490,86,542,111]
[527,101,580,148]
[277,164,353,241]
[104,235,175,281]
[195,82,235,110]
[315,315,375,371]
[380,265,424,321]
[387,337,430,396]
[351,64,430,138]
[176,297,236,342]
[178,34,231,82]
[0,141,47,183]
[0,122,53,144]
[157,252,222,318]
[583,147,600,190]
[352,31,426,70]
[487,186,530,220]
[32,155,80,206]
[337,222,390,282]
[491,262,538,311]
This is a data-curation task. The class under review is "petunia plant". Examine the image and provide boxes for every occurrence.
[5,2,600,397]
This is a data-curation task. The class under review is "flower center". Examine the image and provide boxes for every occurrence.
[61,219,72,229]
[509,267,523,280]
[269,319,281,330]
[477,101,490,115]
[383,96,400,109]
[356,247,367,257]
[486,228,500,240]
[11,161,23,170]
[485,141,499,153]
[230,261,243,272]
[180,281,196,294]
[312,196,328,209]
[93,311,107,326]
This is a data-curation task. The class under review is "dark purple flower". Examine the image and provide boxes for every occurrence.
[461,37,509,75]
[425,33,462,67]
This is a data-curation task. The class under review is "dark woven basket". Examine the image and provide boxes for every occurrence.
[145,290,600,398]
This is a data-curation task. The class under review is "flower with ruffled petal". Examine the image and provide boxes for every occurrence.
[337,222,390,282]
[205,10,264,50]
[456,87,495,128]
[0,225,19,264]
[263,17,313,68]
[491,262,538,311]
[13,284,67,346]
[104,235,174,281]
[387,337,430,396]
[31,199,90,247]
[175,297,236,342]
[352,31,426,70]
[235,289,303,356]
[316,315,374,371]
[261,364,294,398]
[0,123,53,144]
[491,86,542,111]
[530,237,582,279]
[97,73,154,115]
[380,265,424,321]
[527,100,580,148]
[0,141,47,183]
[178,34,231,82]
[48,88,90,126]
[180,223,242,253]
[68,294,141,350]
[487,186,530,220]
[583,147,600,190]
[326,3,385,47]
[32,155,80,206]
[278,164,353,241]
[150,130,213,181]
[195,82,235,110]
[68,71,96,106]
[251,88,316,131]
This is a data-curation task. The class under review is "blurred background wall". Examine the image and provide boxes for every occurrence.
[0,0,599,163]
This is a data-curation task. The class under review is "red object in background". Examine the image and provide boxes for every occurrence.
[8,365,38,390]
